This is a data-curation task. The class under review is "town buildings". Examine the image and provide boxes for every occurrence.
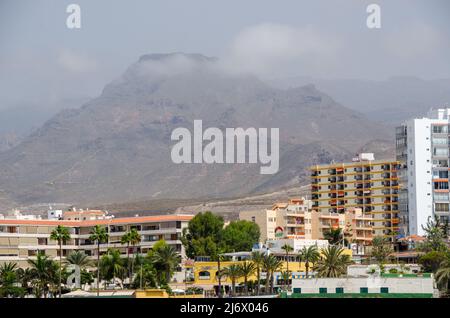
[0,209,193,268]
[396,108,450,236]
[240,198,373,252]
[310,153,401,239]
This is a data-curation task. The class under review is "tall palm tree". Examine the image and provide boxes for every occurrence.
[313,245,352,278]
[267,255,283,294]
[128,228,142,279]
[222,264,242,297]
[281,244,294,290]
[299,246,320,278]
[151,244,180,285]
[89,225,109,296]
[435,254,450,294]
[100,248,125,288]
[251,251,264,296]
[238,261,255,295]
[120,231,131,279]
[262,254,282,295]
[50,225,71,298]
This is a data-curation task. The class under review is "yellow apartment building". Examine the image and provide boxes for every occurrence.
[310,153,401,238]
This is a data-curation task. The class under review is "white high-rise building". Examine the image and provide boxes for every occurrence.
[396,108,450,236]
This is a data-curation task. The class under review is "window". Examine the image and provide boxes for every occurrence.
[380,287,389,294]
[433,125,448,133]
[433,137,448,145]
[435,193,449,201]
[435,203,450,212]
[198,271,211,280]
[319,288,327,294]
[434,182,449,190]
[293,288,301,294]
[433,147,448,156]
[360,287,368,294]
[336,287,344,294]
[251,216,256,222]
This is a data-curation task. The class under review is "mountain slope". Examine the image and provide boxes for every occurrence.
[270,76,450,123]
[0,53,392,206]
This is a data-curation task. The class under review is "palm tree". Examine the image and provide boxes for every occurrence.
[299,246,320,278]
[262,254,282,295]
[281,244,294,290]
[66,250,91,268]
[222,264,242,297]
[279,270,291,291]
[128,228,141,279]
[100,248,125,289]
[0,262,24,298]
[238,261,255,295]
[89,225,109,296]
[151,244,180,285]
[435,254,450,294]
[50,225,71,297]
[267,255,283,294]
[27,252,57,298]
[120,231,131,279]
[251,251,264,295]
[313,245,352,278]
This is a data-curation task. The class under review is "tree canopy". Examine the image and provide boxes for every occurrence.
[182,212,260,259]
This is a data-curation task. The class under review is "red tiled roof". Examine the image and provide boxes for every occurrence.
[0,214,194,227]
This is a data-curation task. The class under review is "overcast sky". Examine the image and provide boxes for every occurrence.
[1,0,449,111]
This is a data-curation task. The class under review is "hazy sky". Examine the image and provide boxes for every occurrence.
[1,0,450,111]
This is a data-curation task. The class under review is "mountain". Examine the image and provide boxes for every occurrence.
[0,53,393,206]
[270,76,450,123]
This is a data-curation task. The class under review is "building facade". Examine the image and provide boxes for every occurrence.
[0,212,193,268]
[310,153,400,239]
[240,199,373,250]
[396,108,450,236]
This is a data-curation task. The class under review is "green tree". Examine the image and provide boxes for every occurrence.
[151,244,181,285]
[370,236,393,264]
[120,231,132,278]
[133,263,157,289]
[251,251,264,296]
[314,246,352,278]
[222,220,260,252]
[262,254,282,294]
[323,228,347,245]
[238,261,255,295]
[66,250,91,269]
[419,251,448,273]
[89,225,109,296]
[100,248,125,288]
[181,211,224,260]
[27,252,58,298]
[435,253,450,294]
[50,225,71,298]
[418,216,449,252]
[222,264,242,297]
[299,245,320,277]
[0,262,25,298]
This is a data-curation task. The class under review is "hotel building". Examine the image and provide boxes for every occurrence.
[396,108,450,236]
[0,209,193,268]
[310,153,401,239]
